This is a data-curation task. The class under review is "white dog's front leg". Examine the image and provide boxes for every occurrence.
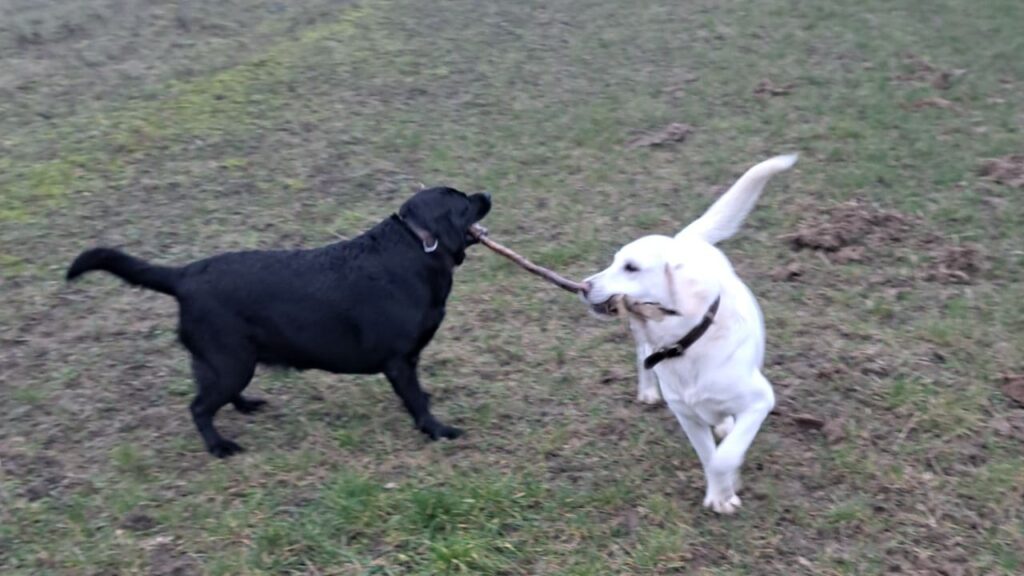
[669,405,736,512]
[635,341,662,404]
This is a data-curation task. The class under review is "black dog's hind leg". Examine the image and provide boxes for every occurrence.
[190,354,256,458]
[232,394,267,414]
[384,356,462,440]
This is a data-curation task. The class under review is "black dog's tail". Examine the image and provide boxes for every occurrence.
[66,248,181,296]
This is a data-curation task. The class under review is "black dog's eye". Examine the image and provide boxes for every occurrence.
[624,262,639,273]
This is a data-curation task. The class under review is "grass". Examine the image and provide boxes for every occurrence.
[2,0,1023,574]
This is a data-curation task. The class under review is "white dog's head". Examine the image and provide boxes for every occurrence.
[581,234,722,321]
[580,153,798,323]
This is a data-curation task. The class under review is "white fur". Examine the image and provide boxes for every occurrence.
[582,154,797,514]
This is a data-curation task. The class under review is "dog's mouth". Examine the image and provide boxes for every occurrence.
[467,222,492,246]
[589,297,619,317]
[589,295,680,321]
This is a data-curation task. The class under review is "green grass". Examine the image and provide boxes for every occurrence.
[2,0,1024,574]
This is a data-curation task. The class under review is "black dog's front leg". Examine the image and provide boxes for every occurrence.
[383,357,463,440]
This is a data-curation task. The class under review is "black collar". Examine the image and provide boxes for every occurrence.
[643,295,721,370]
[392,213,438,253]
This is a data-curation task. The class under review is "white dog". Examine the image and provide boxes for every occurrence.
[581,154,797,513]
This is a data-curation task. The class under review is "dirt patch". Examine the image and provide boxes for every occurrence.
[931,69,967,90]
[905,96,958,111]
[146,536,199,576]
[778,411,846,445]
[925,245,984,284]
[598,368,629,385]
[831,245,866,264]
[0,450,67,501]
[1002,374,1024,408]
[753,79,794,97]
[784,200,913,255]
[789,412,826,430]
[121,511,159,533]
[625,123,693,149]
[978,154,1024,188]
[893,52,938,82]
[771,261,804,282]
[989,412,1024,442]
[784,200,987,283]
[664,73,700,100]
[893,53,967,90]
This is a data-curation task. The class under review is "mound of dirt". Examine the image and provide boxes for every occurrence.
[905,96,958,111]
[784,200,986,284]
[785,200,913,254]
[121,511,159,532]
[893,52,937,83]
[1001,374,1024,408]
[771,261,804,282]
[753,79,794,97]
[893,52,967,90]
[979,154,1024,188]
[625,123,693,149]
[925,245,984,284]
[1,450,66,501]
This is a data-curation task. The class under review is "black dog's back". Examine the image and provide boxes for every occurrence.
[174,235,446,374]
[67,223,444,374]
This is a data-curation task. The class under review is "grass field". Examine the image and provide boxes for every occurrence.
[2,0,1023,573]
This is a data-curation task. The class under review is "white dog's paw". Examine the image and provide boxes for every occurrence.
[637,385,663,405]
[703,493,742,515]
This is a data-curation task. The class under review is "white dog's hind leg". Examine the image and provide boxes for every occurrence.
[635,342,662,404]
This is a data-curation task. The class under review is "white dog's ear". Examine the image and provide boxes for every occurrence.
[663,260,720,319]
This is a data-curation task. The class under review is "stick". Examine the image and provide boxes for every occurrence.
[469,224,587,294]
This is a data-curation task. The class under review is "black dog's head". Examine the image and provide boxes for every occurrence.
[399,187,491,265]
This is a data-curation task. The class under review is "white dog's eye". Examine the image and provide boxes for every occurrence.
[624,262,639,273]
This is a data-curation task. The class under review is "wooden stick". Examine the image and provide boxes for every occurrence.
[469,224,587,294]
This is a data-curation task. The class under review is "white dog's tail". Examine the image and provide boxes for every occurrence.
[677,153,798,245]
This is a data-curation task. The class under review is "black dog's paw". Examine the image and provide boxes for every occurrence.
[422,422,464,441]
[233,396,268,415]
[438,425,464,440]
[208,439,245,458]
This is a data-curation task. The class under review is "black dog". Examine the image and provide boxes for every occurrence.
[67,187,491,457]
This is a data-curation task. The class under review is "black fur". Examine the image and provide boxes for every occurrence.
[67,187,491,458]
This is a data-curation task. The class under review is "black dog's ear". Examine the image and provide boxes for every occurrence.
[434,212,467,255]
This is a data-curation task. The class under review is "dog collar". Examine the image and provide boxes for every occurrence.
[393,213,438,253]
[643,295,721,370]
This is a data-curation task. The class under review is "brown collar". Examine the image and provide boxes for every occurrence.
[643,295,721,370]
[393,213,438,253]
